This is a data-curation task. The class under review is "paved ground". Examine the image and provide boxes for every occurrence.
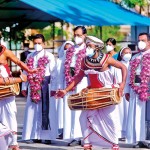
[16,96,149,150]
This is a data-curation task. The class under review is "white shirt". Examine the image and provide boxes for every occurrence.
[70,43,85,67]
[22,49,57,91]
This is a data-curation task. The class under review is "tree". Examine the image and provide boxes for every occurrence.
[87,26,125,51]
[111,0,149,15]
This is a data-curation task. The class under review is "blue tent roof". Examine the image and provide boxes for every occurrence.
[21,0,150,26]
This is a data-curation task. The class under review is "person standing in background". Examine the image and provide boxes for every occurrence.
[59,26,88,146]
[116,47,132,139]
[56,41,74,139]
[21,34,57,144]
[125,33,150,148]
[20,43,31,63]
[106,38,119,60]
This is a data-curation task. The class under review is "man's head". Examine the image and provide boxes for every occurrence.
[33,34,45,52]
[73,26,87,45]
[138,32,150,51]
[85,36,104,58]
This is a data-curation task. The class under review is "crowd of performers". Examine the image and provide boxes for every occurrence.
[0,26,150,150]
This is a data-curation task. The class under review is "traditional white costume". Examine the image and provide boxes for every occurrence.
[80,69,121,147]
[22,50,57,140]
[0,61,18,147]
[78,36,122,149]
[0,123,12,150]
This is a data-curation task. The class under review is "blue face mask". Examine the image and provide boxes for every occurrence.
[86,47,95,57]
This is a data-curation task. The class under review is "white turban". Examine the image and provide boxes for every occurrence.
[86,36,104,49]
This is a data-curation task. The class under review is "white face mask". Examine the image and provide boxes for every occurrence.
[138,41,146,51]
[122,53,132,62]
[34,44,43,52]
[106,45,114,52]
[74,36,83,45]
[86,47,95,57]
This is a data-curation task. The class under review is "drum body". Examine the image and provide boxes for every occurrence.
[0,83,20,100]
[68,88,121,110]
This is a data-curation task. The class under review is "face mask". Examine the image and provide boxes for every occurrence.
[106,45,114,52]
[34,44,43,52]
[86,47,95,57]
[122,53,132,62]
[74,36,83,45]
[138,41,146,51]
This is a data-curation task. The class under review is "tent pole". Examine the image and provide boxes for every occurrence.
[99,26,102,40]
[61,21,64,40]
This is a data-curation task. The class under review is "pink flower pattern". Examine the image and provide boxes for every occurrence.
[27,56,49,103]
[130,53,150,101]
[65,46,86,90]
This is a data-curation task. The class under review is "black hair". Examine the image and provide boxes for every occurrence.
[106,38,116,46]
[117,47,131,61]
[73,26,87,34]
[138,32,150,41]
[33,34,45,42]
[117,52,122,61]
[23,43,29,47]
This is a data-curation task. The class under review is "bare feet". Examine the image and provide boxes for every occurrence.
[9,145,20,150]
[84,143,92,150]
[112,145,119,150]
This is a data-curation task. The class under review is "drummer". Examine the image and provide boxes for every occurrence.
[55,36,127,150]
[0,44,36,150]
[0,71,27,150]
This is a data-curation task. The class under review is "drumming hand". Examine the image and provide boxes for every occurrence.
[55,90,67,98]
[21,90,27,97]
[81,87,89,93]
[118,83,125,97]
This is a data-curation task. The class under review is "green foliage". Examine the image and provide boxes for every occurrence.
[102,26,124,42]
[38,25,66,41]
[87,26,125,42]
[87,25,125,52]
[2,29,25,43]
[123,0,147,8]
[87,26,100,38]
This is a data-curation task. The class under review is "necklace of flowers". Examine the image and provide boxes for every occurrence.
[64,46,86,90]
[27,54,49,103]
[130,53,150,101]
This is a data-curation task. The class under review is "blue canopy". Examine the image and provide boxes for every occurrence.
[21,0,150,26]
